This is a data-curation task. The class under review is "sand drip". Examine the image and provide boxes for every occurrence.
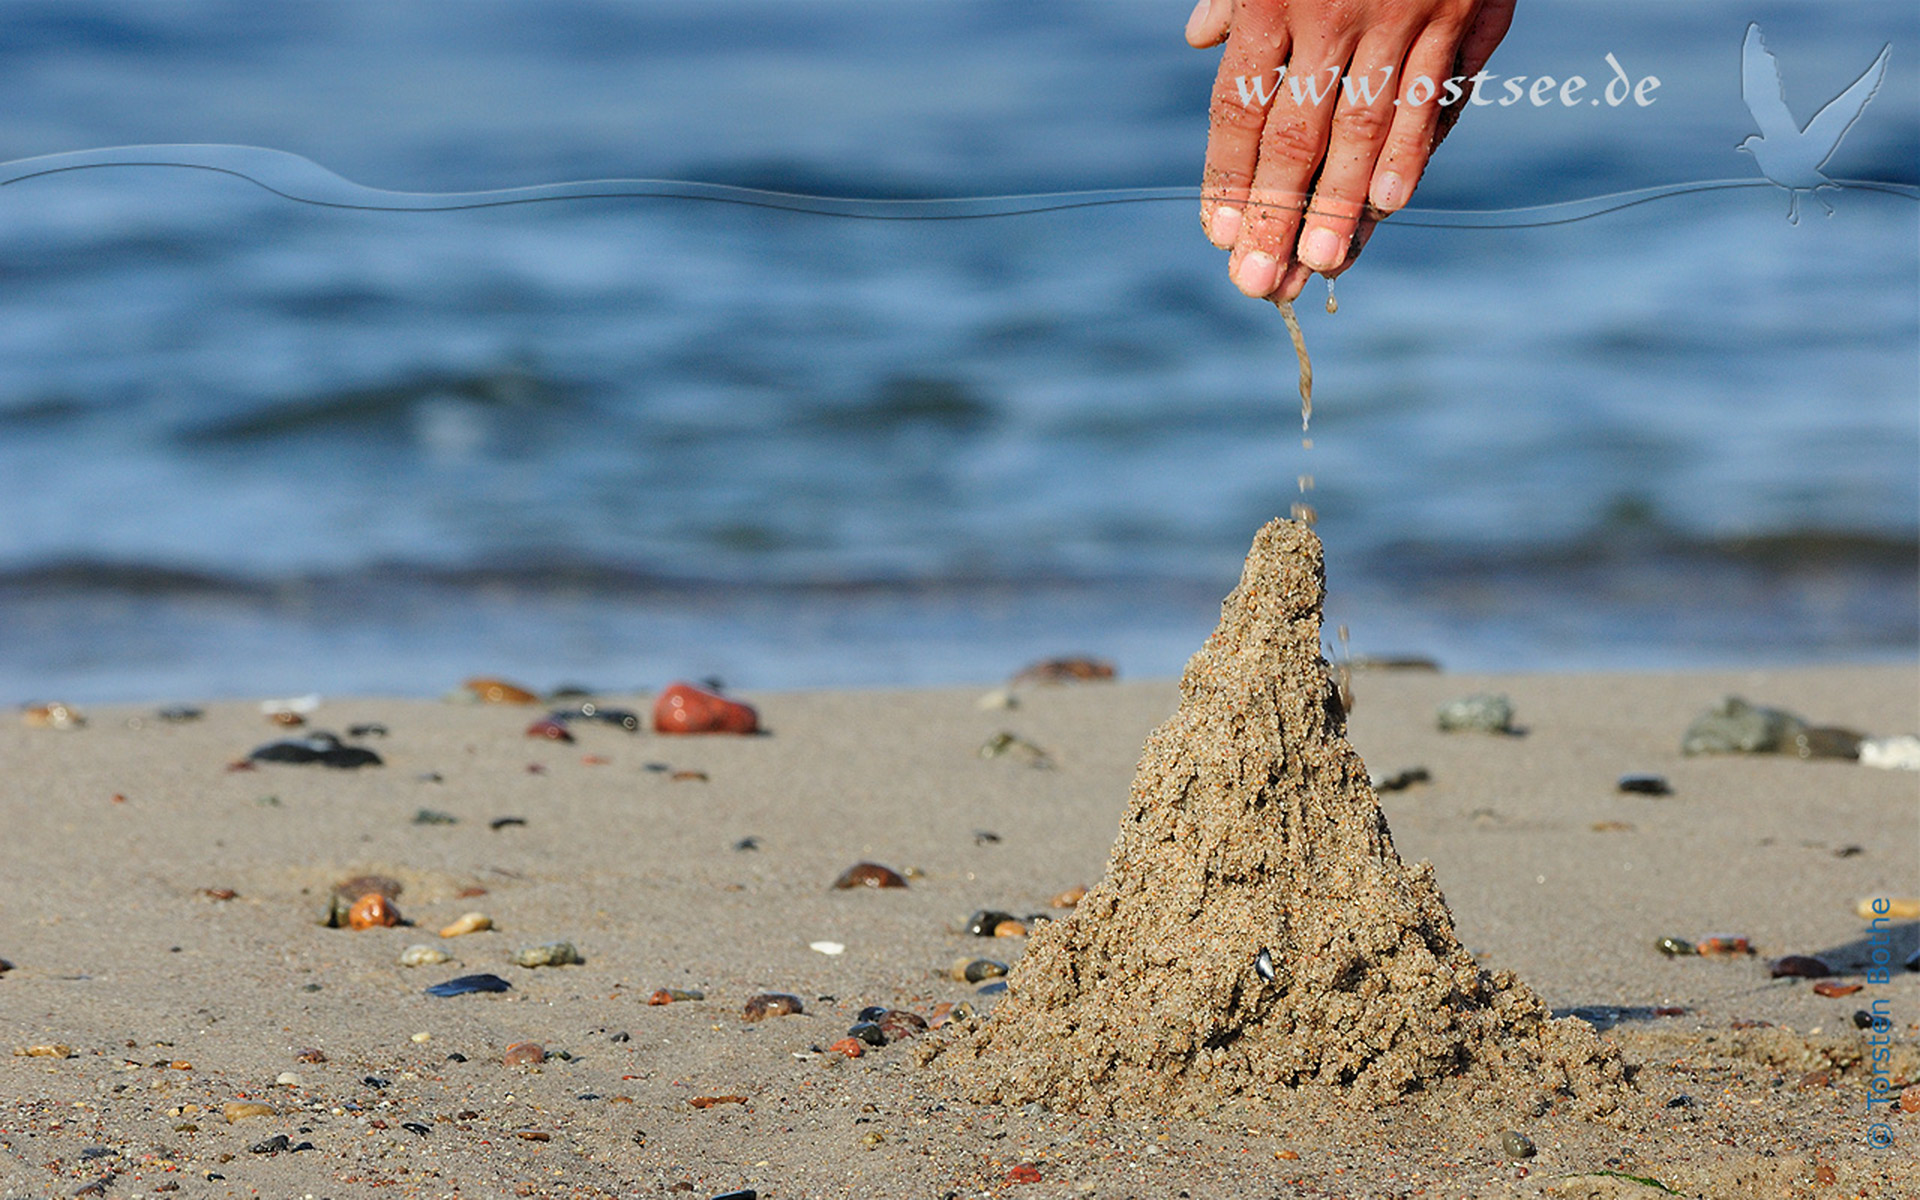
[932,519,1621,1116]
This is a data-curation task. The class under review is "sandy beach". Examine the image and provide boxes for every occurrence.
[2,659,1916,1199]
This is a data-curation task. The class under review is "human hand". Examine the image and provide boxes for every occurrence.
[1186,0,1516,302]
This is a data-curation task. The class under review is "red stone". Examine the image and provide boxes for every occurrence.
[1005,1164,1042,1184]
[653,683,758,735]
[526,719,574,742]
[828,1037,865,1059]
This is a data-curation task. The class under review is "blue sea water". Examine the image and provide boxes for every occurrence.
[0,0,1914,702]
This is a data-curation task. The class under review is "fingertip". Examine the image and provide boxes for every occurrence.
[1370,170,1409,214]
[1184,0,1230,47]
[1276,261,1313,303]
[1232,250,1280,298]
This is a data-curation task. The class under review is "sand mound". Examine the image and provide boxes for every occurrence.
[930,519,1622,1116]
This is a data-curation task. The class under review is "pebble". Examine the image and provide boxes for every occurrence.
[1370,766,1432,792]
[413,808,458,825]
[1435,694,1515,734]
[1050,885,1087,908]
[502,1042,546,1066]
[1853,1010,1877,1030]
[526,718,574,742]
[490,816,527,830]
[847,1021,888,1047]
[978,731,1053,767]
[994,919,1028,938]
[513,941,583,968]
[15,1044,73,1058]
[462,677,540,705]
[249,732,382,769]
[156,706,204,723]
[741,993,804,1022]
[561,702,642,731]
[687,1095,747,1109]
[1617,774,1672,795]
[809,941,846,955]
[1680,696,1804,755]
[347,894,401,930]
[1860,735,1920,771]
[1013,657,1115,684]
[833,862,908,890]
[876,1010,928,1041]
[267,710,306,727]
[1909,948,1920,972]
[1787,727,1864,760]
[1254,947,1276,981]
[202,887,237,901]
[1812,980,1862,997]
[261,693,321,717]
[275,1072,302,1086]
[348,722,388,738]
[439,912,493,938]
[1768,955,1832,979]
[975,979,1008,996]
[967,910,1021,937]
[952,958,1010,984]
[424,973,512,997]
[1655,937,1697,957]
[295,1048,327,1063]
[22,702,86,729]
[647,988,705,1005]
[928,1001,974,1029]
[249,1134,292,1155]
[653,682,759,734]
[828,1037,865,1058]
[1696,935,1752,957]
[1498,1130,1536,1159]
[222,1102,274,1122]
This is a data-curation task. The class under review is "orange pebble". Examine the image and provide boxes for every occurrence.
[347,893,400,930]
[1005,1163,1042,1184]
[1812,980,1862,998]
[1902,1088,1920,1114]
[1050,884,1087,908]
[828,1037,865,1059]
[1276,1149,1300,1160]
[653,682,758,735]
[502,1042,545,1066]
[993,919,1028,938]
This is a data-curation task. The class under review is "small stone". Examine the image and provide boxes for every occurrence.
[410,1032,431,1043]
[157,706,204,722]
[1498,1130,1535,1159]
[202,887,238,901]
[1681,696,1804,755]
[810,941,846,956]
[833,862,908,890]
[1370,766,1432,792]
[268,710,305,727]
[1812,980,1862,997]
[966,910,1020,937]
[1013,657,1115,684]
[1768,955,1831,979]
[1004,1163,1043,1184]
[1909,948,1920,972]
[513,941,583,968]
[347,894,401,930]
[412,808,458,825]
[828,1037,865,1058]
[953,958,1010,984]
[503,1042,545,1066]
[993,919,1028,938]
[978,731,1053,767]
[1655,937,1696,957]
[927,1001,974,1029]
[1435,693,1515,733]
[1787,727,1863,760]
[14,1044,73,1058]
[1903,1088,1920,1115]
[1860,735,1920,771]
[463,677,540,704]
[1696,935,1751,957]
[653,682,758,734]
[742,993,804,1022]
[439,912,492,938]
[1050,885,1087,909]
[250,732,382,768]
[295,1048,327,1063]
[424,973,512,998]
[687,1094,747,1109]
[847,1022,888,1046]
[1254,947,1277,981]
[1616,774,1672,795]
[276,1072,301,1086]
[348,722,388,738]
[399,945,450,968]
[1853,1010,1877,1030]
[22,701,85,729]
[875,1010,929,1042]
[975,979,1008,996]
[222,1102,274,1122]
[647,988,706,1005]
[526,718,574,742]
[249,1134,291,1155]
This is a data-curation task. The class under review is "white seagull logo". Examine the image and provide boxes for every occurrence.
[1738,23,1891,223]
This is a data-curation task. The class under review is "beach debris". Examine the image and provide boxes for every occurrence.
[653,682,759,734]
[928,1001,974,1030]
[222,1102,274,1122]
[1013,657,1115,685]
[399,945,449,967]
[461,677,540,704]
[928,520,1622,1116]
[250,1134,296,1157]
[557,702,642,731]
[1768,955,1831,979]
[973,829,1001,845]
[1050,885,1087,909]
[22,702,85,729]
[347,722,388,738]
[1787,727,1863,760]
[14,1044,73,1058]
[833,862,908,890]
[425,973,512,997]
[525,718,573,742]
[671,769,708,781]
[1853,1010,1877,1029]
[1812,981,1862,997]
[1655,937,1697,957]
[1499,1131,1537,1160]
[513,941,583,968]
[489,816,527,830]
[412,808,458,825]
[648,989,705,1005]
[978,731,1053,767]
[848,1021,888,1047]
[249,732,382,768]
[1680,696,1805,755]
[829,1037,865,1058]
[1860,735,1920,771]
[952,958,1010,984]
[809,941,845,955]
[202,887,237,901]
[439,912,492,938]
[1856,897,1920,921]
[1696,935,1752,957]
[347,894,401,930]
[1005,1164,1043,1184]
[1435,693,1516,733]
[688,1095,747,1109]
[1617,774,1672,795]
[1254,947,1277,981]
[502,1042,546,1066]
[295,1048,327,1063]
[733,837,760,851]
[879,1009,930,1041]
[157,705,204,722]
[276,1072,302,1086]
[1370,766,1431,792]
[965,910,1021,937]
[741,993,804,1022]
[975,688,1019,711]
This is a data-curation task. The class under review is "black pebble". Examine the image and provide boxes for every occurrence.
[733,837,760,851]
[856,1005,888,1022]
[1617,774,1672,795]
[426,973,512,998]
[966,909,1020,937]
[489,816,528,831]
[348,723,389,738]
[1373,767,1432,793]
[1853,1010,1878,1030]
[249,732,383,769]
[610,1031,630,1043]
[446,1053,469,1062]
[973,830,1001,845]
[402,1122,429,1137]
[362,1076,390,1089]
[249,1135,290,1155]
[710,1191,757,1200]
[157,706,204,723]
[848,1022,888,1047]
[644,762,671,773]
[576,1093,600,1101]
[1666,1094,1695,1108]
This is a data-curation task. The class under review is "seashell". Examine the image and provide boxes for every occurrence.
[1049,885,1087,909]
[975,688,1018,711]
[993,919,1028,938]
[512,941,583,968]
[832,862,907,890]
[463,678,540,705]
[438,912,492,938]
[965,910,1020,937]
[670,770,708,782]
[1768,955,1831,979]
[952,958,1009,984]
[22,702,85,730]
[652,682,759,735]
[646,988,705,1005]
[275,1072,302,1086]
[1812,980,1862,997]
[202,887,237,901]
[828,1037,865,1058]
[1012,657,1115,685]
[875,1009,928,1042]
[1860,735,1920,771]
[223,1102,275,1122]
[1499,1131,1535,1160]
[1855,897,1920,921]
[399,945,450,968]
[525,718,573,743]
[424,973,511,997]
[347,894,401,930]
[502,1042,545,1066]
[1254,947,1276,981]
[809,941,845,956]
[687,1095,747,1109]
[1696,935,1752,957]
[741,992,804,1022]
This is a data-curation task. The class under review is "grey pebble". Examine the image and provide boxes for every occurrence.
[1499,1130,1535,1159]
[1435,694,1516,734]
[1681,696,1803,755]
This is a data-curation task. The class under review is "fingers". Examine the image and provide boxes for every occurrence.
[1228,30,1350,297]
[1199,4,1291,257]
[1293,27,1407,272]
[1184,0,1232,48]
[1366,25,1460,214]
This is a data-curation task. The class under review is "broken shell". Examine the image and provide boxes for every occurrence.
[399,945,450,968]
[928,1001,974,1029]
[741,992,804,1022]
[439,912,493,938]
[347,894,401,930]
[1812,980,1863,997]
[832,862,908,890]
[1855,897,1920,921]
[268,710,306,727]
[974,688,1019,711]
[513,941,583,968]
[1050,885,1087,909]
[463,678,540,705]
[22,702,85,729]
[424,973,511,997]
[222,1102,275,1122]
[652,682,759,735]
[1696,935,1752,957]
[1768,955,1832,979]
[1254,948,1276,981]
[646,988,705,1005]
[502,1042,546,1066]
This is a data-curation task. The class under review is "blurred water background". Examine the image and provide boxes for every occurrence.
[0,0,1914,703]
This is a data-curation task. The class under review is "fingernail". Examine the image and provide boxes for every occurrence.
[1373,171,1407,212]
[1299,227,1344,271]
[1234,251,1279,297]
[1184,0,1216,42]
[1208,206,1242,248]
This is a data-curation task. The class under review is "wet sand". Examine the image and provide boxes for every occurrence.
[2,663,1916,1198]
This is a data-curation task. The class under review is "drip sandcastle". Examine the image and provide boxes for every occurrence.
[929,518,1623,1117]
